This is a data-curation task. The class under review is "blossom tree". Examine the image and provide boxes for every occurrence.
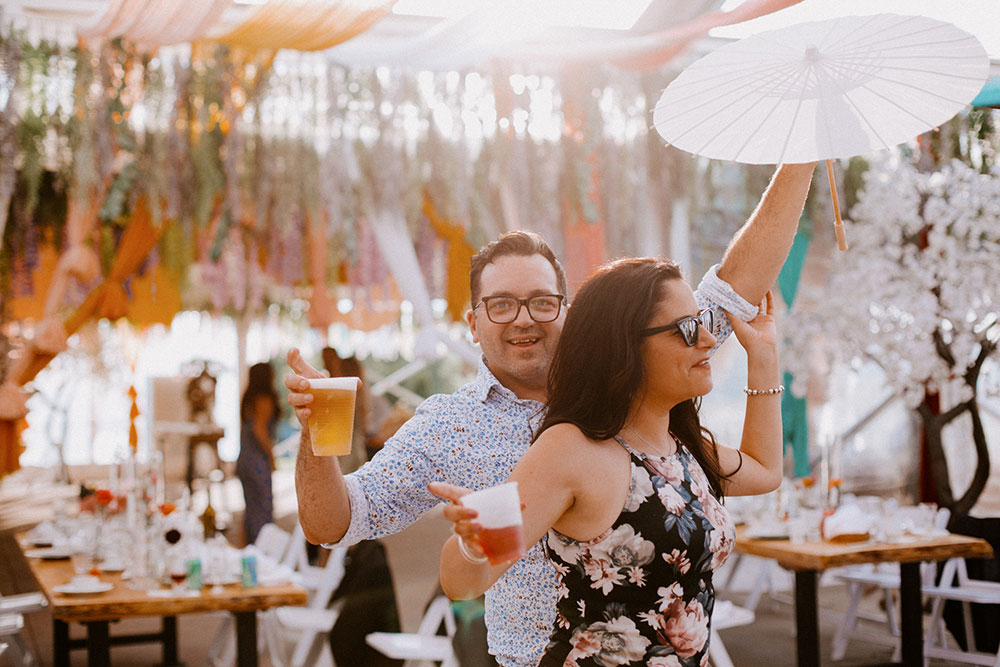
[785,154,1000,517]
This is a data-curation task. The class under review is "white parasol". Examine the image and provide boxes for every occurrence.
[652,13,990,250]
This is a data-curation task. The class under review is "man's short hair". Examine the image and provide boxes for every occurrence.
[469,231,567,306]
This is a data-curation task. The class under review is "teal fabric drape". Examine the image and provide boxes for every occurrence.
[971,76,1000,108]
[777,230,811,477]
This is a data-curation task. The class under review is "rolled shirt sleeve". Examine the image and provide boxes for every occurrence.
[695,263,759,354]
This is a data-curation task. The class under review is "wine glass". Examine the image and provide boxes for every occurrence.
[167,553,188,593]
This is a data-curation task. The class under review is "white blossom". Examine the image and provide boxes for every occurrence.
[785,156,1000,410]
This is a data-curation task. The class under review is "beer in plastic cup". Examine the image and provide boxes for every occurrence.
[462,482,526,565]
[307,377,360,456]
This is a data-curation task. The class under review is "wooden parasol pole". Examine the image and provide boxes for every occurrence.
[826,159,848,251]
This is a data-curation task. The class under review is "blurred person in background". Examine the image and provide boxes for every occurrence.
[237,361,280,544]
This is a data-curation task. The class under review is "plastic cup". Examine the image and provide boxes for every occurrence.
[307,377,361,456]
[71,551,94,575]
[462,482,526,565]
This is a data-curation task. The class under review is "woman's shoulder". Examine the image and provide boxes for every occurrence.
[530,423,620,463]
[534,422,592,446]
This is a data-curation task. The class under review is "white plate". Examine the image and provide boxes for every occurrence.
[53,582,114,595]
[25,539,54,548]
[744,530,790,540]
[25,547,74,560]
[99,561,126,573]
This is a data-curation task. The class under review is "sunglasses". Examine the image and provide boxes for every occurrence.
[640,308,714,346]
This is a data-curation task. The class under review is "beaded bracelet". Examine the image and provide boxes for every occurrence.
[457,536,488,564]
[743,384,785,396]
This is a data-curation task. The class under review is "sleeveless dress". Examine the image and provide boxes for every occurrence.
[539,436,735,667]
[236,419,274,544]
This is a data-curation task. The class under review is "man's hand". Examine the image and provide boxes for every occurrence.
[284,348,326,429]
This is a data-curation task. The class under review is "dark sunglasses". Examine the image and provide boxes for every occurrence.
[640,308,714,346]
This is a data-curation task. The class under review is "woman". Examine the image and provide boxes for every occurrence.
[431,257,782,666]
[237,361,280,544]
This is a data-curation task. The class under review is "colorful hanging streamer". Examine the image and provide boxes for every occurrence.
[219,0,397,52]
[78,0,231,47]
[422,191,474,323]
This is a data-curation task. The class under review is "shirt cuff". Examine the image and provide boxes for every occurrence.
[320,474,370,549]
[697,264,759,322]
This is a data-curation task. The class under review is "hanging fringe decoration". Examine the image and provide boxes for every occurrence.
[422,190,474,323]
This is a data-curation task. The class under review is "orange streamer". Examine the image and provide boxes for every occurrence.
[219,0,397,52]
[422,191,475,323]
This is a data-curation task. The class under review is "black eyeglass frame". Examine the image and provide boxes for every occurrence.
[640,308,714,346]
[473,294,566,324]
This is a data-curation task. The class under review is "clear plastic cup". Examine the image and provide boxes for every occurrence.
[462,482,526,565]
[71,551,94,575]
[307,377,361,456]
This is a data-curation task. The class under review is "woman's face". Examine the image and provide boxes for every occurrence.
[640,279,717,406]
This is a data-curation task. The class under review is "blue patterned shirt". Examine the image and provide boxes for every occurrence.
[329,265,755,667]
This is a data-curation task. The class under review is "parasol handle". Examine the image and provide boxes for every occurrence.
[826,160,848,251]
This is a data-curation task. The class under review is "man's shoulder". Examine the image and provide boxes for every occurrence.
[419,380,480,409]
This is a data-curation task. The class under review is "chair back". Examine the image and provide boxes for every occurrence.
[254,523,293,561]
[416,595,457,638]
[283,523,348,607]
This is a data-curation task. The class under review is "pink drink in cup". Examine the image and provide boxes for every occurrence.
[462,482,526,565]
[307,377,361,456]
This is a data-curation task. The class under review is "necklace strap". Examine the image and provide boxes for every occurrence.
[620,428,677,459]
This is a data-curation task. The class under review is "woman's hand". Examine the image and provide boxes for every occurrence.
[725,289,778,355]
[428,481,487,561]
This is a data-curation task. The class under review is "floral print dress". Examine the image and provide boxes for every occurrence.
[539,436,735,667]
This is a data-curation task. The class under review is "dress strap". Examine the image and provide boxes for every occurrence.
[613,433,687,464]
[612,434,646,460]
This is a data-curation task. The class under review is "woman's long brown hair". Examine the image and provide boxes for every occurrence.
[534,257,728,499]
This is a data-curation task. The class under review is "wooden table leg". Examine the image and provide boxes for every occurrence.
[794,570,821,667]
[85,620,111,667]
[53,619,70,667]
[899,561,923,667]
[234,611,257,667]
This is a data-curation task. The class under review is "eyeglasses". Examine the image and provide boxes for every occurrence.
[640,308,714,347]
[474,294,565,324]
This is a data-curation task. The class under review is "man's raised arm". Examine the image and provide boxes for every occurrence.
[717,162,816,305]
[286,348,352,544]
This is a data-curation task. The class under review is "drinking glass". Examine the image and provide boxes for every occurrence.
[167,553,188,592]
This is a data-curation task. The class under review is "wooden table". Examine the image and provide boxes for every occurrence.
[735,525,993,667]
[19,538,307,667]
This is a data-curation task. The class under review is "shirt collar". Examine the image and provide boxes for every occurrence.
[471,358,503,403]
[471,357,545,408]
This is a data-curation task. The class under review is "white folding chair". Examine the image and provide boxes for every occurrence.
[260,527,348,667]
[709,599,755,667]
[922,556,1000,667]
[366,594,458,667]
[0,591,48,667]
[256,523,294,562]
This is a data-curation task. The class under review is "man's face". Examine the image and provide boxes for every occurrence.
[467,253,566,401]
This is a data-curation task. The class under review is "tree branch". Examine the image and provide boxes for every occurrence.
[952,400,991,517]
[932,327,956,368]
[918,398,955,509]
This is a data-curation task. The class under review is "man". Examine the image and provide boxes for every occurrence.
[286,163,815,666]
